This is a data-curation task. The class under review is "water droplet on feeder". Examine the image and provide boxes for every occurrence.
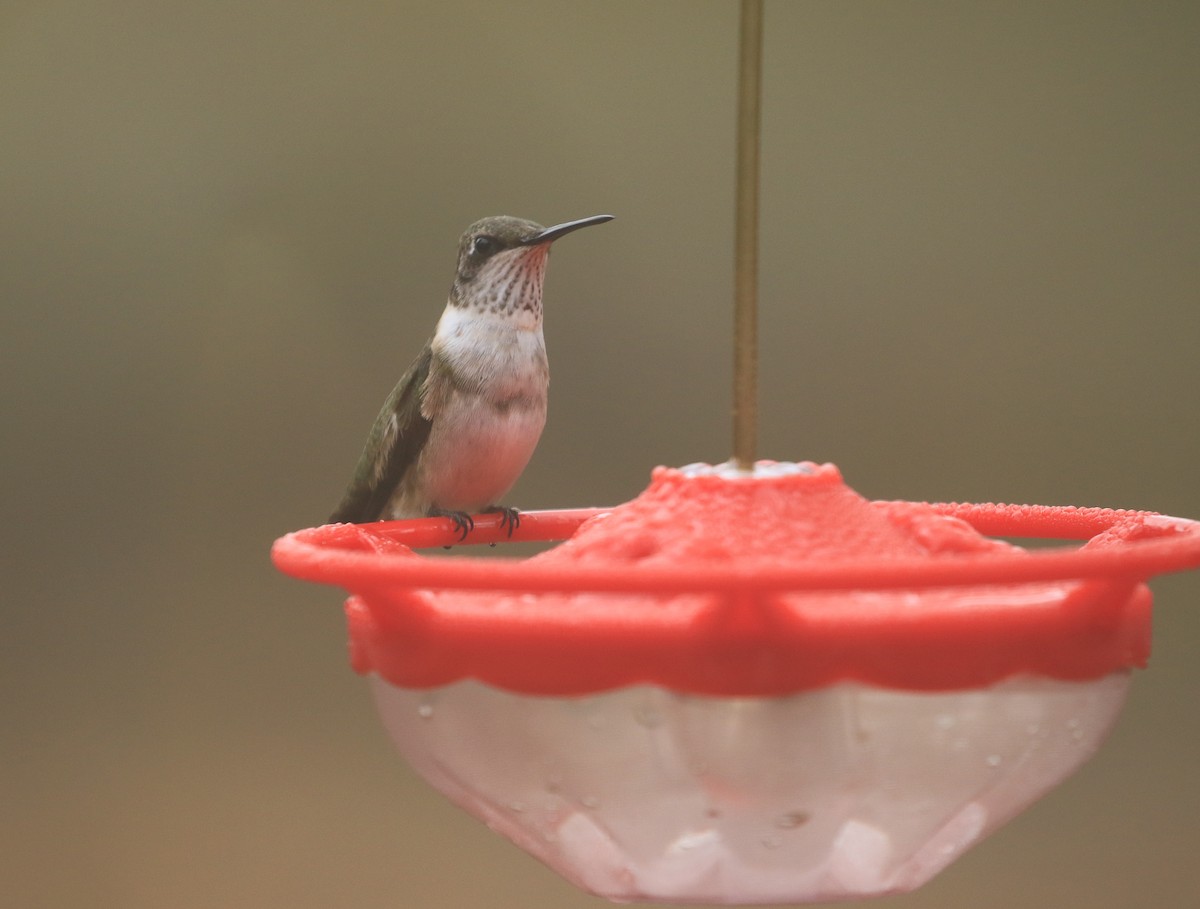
[634,703,664,728]
[761,834,784,849]
[986,754,1002,768]
[417,701,434,719]
[775,811,811,829]
[581,795,600,810]
[671,829,718,853]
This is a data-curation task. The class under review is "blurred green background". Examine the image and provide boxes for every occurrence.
[3,1,1198,906]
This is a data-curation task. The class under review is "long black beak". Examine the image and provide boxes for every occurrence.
[522,214,614,245]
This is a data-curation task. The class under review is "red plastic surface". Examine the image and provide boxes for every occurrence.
[272,463,1200,696]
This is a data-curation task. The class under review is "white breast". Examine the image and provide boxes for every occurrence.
[384,306,549,518]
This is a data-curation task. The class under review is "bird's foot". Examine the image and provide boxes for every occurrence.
[428,507,475,542]
[483,505,520,538]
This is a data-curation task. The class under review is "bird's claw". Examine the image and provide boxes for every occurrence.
[429,508,474,542]
[484,505,521,538]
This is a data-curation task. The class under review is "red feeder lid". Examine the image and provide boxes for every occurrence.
[272,462,1200,696]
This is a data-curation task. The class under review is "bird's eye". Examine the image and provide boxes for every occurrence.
[471,235,498,257]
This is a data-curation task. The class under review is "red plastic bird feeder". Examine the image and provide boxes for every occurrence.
[273,460,1200,903]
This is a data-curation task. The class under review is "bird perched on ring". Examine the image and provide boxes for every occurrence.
[330,214,614,539]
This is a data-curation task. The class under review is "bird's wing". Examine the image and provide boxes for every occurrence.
[329,343,434,523]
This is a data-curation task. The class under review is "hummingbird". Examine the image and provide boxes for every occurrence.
[329,213,614,538]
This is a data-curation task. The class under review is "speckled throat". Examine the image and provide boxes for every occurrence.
[449,246,549,320]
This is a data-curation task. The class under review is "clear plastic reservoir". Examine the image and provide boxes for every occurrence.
[372,673,1130,903]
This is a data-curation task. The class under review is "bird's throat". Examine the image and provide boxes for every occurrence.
[450,246,548,322]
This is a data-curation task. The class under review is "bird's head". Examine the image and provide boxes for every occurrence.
[449,214,613,319]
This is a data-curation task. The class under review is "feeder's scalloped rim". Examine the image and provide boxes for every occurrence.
[272,502,1200,594]
[271,500,1200,695]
